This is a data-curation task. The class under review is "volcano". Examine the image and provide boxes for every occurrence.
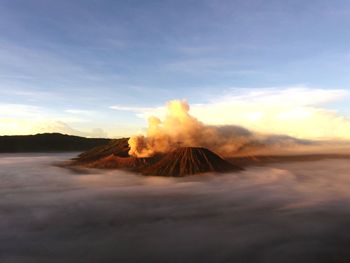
[141,147,241,177]
[73,138,130,164]
[71,142,242,176]
[85,154,159,169]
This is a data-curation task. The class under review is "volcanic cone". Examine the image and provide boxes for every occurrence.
[141,147,241,177]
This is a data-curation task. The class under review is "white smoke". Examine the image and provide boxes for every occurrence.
[128,99,350,158]
[128,100,278,157]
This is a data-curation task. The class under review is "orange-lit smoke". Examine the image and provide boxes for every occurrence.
[128,100,350,157]
[128,100,254,157]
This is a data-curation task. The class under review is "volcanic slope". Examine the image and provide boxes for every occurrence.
[73,138,130,163]
[85,154,159,170]
[141,147,241,177]
[72,138,160,170]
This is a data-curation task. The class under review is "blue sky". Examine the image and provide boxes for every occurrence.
[1,0,350,138]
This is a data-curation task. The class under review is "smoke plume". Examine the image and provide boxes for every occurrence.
[128,100,350,158]
[128,100,259,157]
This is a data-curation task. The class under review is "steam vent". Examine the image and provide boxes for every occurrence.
[72,139,241,177]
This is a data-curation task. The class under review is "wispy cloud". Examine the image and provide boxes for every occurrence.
[217,86,348,106]
[64,109,95,115]
[0,86,60,102]
[0,42,86,85]
[109,105,164,118]
[164,57,258,75]
[109,105,152,112]
[176,45,220,55]
[35,121,107,138]
[166,58,237,72]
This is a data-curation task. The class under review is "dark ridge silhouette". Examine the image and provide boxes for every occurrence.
[73,138,130,163]
[0,133,110,153]
[141,147,241,177]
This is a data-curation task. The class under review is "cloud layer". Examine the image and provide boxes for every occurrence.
[2,153,350,262]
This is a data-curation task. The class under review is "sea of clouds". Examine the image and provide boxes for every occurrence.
[1,153,350,263]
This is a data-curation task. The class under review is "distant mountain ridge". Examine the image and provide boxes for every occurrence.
[0,133,110,153]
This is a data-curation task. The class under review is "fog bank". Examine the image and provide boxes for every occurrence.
[1,153,350,262]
